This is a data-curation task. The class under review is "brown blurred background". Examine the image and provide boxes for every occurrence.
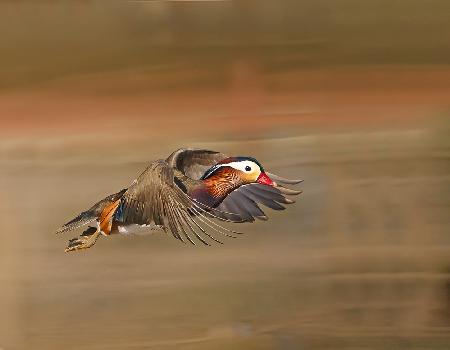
[1,1,450,349]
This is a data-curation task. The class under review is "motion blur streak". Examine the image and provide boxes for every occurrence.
[0,1,449,349]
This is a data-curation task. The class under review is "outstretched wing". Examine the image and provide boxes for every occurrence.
[216,174,303,222]
[166,148,228,180]
[117,159,240,245]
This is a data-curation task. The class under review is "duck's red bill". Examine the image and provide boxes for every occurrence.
[257,172,274,186]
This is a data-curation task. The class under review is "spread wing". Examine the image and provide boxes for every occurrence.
[166,148,228,180]
[117,159,240,245]
[216,174,303,222]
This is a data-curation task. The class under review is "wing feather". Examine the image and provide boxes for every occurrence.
[119,159,236,244]
[266,172,303,185]
[216,173,302,222]
[166,148,228,180]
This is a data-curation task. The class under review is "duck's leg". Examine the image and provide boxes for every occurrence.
[65,226,101,252]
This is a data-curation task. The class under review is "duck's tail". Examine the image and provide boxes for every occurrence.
[56,188,127,235]
[57,189,127,252]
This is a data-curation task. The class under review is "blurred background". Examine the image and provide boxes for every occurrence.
[1,1,450,349]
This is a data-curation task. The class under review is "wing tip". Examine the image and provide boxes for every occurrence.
[273,179,303,186]
[275,186,303,196]
[268,172,303,185]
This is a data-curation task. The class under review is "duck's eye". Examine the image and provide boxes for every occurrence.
[245,166,251,172]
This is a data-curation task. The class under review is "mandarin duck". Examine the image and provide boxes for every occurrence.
[56,148,302,252]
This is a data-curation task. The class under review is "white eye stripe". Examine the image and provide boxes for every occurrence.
[225,161,259,173]
[202,160,261,179]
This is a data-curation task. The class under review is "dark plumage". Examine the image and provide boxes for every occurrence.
[56,148,302,252]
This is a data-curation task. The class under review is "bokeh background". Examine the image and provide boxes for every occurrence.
[1,1,450,349]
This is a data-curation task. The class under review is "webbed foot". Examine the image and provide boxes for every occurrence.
[65,226,101,252]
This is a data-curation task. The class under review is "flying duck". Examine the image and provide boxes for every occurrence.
[56,148,302,252]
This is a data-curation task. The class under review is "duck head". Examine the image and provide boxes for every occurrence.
[201,157,274,186]
[193,157,274,207]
